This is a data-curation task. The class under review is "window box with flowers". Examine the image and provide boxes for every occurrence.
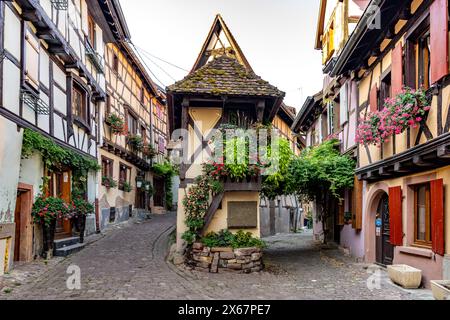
[126,134,144,152]
[356,87,431,146]
[122,181,132,193]
[143,143,156,160]
[105,113,126,135]
[102,176,118,189]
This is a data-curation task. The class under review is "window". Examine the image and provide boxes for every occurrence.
[119,163,131,190]
[72,83,88,124]
[322,109,328,140]
[112,53,119,73]
[127,110,137,135]
[88,15,96,49]
[414,183,432,246]
[379,72,392,110]
[406,16,431,90]
[339,83,348,125]
[101,157,113,182]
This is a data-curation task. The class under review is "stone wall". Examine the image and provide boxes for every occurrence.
[189,243,263,274]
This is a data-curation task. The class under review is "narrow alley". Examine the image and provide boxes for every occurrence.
[0,214,432,300]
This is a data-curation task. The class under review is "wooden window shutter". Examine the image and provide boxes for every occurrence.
[369,84,378,112]
[338,201,345,226]
[430,179,445,255]
[430,0,449,84]
[25,30,40,89]
[353,176,363,230]
[391,42,403,96]
[388,186,403,246]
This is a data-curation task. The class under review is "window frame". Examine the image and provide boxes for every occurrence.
[413,182,433,247]
[118,163,131,191]
[101,156,114,184]
[126,107,138,135]
[379,70,392,111]
[72,81,90,128]
[405,13,431,90]
[112,52,119,74]
[87,14,96,50]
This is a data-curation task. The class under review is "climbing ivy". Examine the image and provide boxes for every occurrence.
[22,128,100,198]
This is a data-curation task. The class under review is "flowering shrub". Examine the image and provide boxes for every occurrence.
[127,134,144,151]
[356,87,431,146]
[66,197,94,220]
[32,195,71,227]
[105,113,126,135]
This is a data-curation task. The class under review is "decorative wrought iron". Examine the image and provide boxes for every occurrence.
[85,38,104,74]
[21,90,50,115]
[51,0,68,10]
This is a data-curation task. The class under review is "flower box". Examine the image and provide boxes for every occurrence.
[430,280,450,300]
[387,264,422,289]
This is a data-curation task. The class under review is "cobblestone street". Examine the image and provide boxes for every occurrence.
[0,213,432,300]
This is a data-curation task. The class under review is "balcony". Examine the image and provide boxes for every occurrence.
[101,138,151,171]
[85,37,104,74]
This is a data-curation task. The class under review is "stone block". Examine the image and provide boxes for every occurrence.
[387,265,422,289]
[235,247,258,256]
[251,266,262,273]
[236,257,251,264]
[193,242,204,250]
[242,262,254,269]
[193,255,213,264]
[173,253,185,266]
[218,268,242,274]
[251,253,262,261]
[218,259,228,268]
[220,252,235,260]
[210,253,219,273]
[196,261,211,269]
[211,247,233,253]
[227,263,242,270]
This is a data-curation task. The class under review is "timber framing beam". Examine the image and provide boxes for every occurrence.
[357,133,450,182]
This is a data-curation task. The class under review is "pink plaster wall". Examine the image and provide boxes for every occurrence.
[340,225,364,258]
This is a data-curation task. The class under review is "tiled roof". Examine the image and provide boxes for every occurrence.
[167,55,285,98]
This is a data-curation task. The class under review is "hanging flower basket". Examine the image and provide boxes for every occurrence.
[356,87,431,146]
[127,134,144,152]
[102,176,118,189]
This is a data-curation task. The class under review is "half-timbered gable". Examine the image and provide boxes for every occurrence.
[332,0,450,286]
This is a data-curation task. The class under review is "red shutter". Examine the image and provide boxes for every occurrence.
[430,0,449,84]
[370,84,378,112]
[430,179,445,256]
[389,186,403,246]
[391,42,403,96]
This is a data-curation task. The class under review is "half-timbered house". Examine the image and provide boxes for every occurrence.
[0,0,116,270]
[332,0,450,285]
[290,0,368,255]
[167,14,286,250]
[99,7,168,228]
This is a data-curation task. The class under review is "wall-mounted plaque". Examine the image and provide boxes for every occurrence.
[228,201,258,228]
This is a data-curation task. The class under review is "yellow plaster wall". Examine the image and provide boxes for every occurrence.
[205,192,261,238]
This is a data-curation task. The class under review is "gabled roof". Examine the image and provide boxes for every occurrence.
[191,14,253,73]
[291,91,323,133]
[167,55,284,98]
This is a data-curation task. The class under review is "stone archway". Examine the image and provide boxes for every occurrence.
[363,182,389,263]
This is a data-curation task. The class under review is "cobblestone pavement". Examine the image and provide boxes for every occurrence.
[0,213,433,300]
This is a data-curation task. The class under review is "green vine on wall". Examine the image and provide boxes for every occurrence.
[22,128,100,198]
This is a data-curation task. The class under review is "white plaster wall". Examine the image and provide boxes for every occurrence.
[2,60,21,115]
[0,118,24,222]
[4,6,21,60]
[18,153,44,199]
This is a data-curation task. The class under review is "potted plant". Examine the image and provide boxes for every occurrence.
[127,134,144,152]
[105,113,125,135]
[67,197,94,243]
[102,176,118,189]
[32,195,71,257]
[430,280,450,300]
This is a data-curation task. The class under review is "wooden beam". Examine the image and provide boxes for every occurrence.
[200,192,224,235]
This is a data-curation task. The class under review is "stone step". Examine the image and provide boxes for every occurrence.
[54,243,85,257]
[53,237,80,249]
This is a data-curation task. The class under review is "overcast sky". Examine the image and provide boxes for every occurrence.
[121,0,323,111]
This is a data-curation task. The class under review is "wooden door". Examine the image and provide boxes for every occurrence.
[376,194,394,265]
[54,171,72,238]
[153,177,165,207]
